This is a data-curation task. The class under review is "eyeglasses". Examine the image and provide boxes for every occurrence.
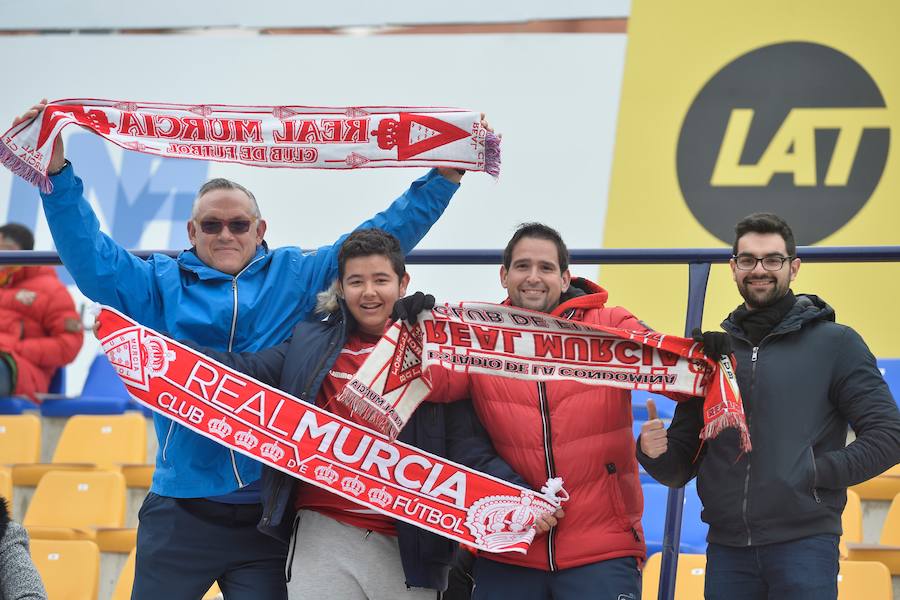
[732,254,794,271]
[197,219,255,235]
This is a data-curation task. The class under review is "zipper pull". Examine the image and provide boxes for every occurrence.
[751,347,759,362]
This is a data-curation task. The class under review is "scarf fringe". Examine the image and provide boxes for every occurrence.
[701,411,752,453]
[0,143,52,193]
[484,131,501,178]
[336,386,400,440]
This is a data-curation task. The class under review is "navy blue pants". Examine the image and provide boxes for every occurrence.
[131,493,288,600]
[472,556,641,600]
[704,534,840,600]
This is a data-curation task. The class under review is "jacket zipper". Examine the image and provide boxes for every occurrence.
[225,255,266,489]
[810,447,821,503]
[740,345,759,546]
[537,381,559,571]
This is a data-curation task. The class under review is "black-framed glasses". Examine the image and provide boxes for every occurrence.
[732,254,794,271]
[197,219,255,235]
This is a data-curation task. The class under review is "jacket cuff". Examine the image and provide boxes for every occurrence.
[43,161,77,199]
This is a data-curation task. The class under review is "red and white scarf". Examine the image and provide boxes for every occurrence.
[338,301,752,452]
[1,99,500,192]
[96,307,564,554]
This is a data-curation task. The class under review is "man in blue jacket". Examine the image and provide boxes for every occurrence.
[14,101,472,600]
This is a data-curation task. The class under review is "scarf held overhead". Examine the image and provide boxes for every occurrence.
[95,307,565,554]
[337,301,751,452]
[1,99,500,192]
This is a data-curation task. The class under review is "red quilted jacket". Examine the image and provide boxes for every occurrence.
[428,278,647,571]
[0,266,83,397]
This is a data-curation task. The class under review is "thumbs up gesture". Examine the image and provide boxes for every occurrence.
[639,399,669,459]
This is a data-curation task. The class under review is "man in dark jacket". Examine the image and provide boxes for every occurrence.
[190,228,527,599]
[637,212,900,599]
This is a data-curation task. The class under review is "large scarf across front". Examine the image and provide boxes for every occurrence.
[337,301,752,452]
[95,307,565,554]
[1,99,500,193]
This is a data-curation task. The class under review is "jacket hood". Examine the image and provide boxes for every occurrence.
[0,265,56,287]
[723,292,835,337]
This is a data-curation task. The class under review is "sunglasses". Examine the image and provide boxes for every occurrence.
[197,219,255,235]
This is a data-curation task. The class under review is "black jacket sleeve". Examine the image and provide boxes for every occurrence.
[815,327,900,489]
[636,396,706,488]
[444,399,531,489]
[181,339,290,388]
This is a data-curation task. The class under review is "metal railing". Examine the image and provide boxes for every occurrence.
[3,244,898,600]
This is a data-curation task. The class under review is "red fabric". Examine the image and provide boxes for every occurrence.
[427,278,646,571]
[294,330,397,536]
[0,266,83,397]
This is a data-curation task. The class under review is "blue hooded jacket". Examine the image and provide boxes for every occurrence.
[41,163,459,497]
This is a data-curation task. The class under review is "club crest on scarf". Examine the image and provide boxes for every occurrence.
[101,326,175,392]
[383,323,424,394]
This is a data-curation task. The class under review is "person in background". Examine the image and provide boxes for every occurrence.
[0,496,47,600]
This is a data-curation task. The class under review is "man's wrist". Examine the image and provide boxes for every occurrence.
[48,159,69,176]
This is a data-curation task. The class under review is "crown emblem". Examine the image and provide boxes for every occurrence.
[340,476,366,497]
[234,429,259,450]
[208,418,233,439]
[260,441,285,462]
[142,335,175,378]
[314,464,339,485]
[465,493,555,552]
[367,486,393,508]
[372,113,470,160]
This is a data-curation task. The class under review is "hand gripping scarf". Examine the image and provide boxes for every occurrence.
[1,99,500,193]
[337,301,752,452]
[96,307,565,554]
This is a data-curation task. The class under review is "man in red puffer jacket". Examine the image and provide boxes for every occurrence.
[0,223,83,398]
[425,223,649,600]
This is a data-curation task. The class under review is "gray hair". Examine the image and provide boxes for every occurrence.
[191,178,261,219]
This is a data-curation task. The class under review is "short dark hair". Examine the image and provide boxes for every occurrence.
[193,178,260,219]
[503,223,569,272]
[0,223,34,250]
[338,229,405,280]
[732,213,796,256]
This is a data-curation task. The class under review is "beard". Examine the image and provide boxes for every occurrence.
[737,274,790,309]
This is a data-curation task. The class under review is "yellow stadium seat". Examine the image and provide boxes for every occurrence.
[837,560,892,599]
[0,466,11,503]
[120,463,155,487]
[846,491,900,573]
[113,547,222,600]
[839,489,862,558]
[0,414,41,464]
[850,463,900,501]
[12,413,147,485]
[642,552,706,599]
[30,538,99,600]
[23,470,135,552]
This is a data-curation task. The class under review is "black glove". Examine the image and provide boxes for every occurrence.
[391,291,435,325]
[691,327,732,359]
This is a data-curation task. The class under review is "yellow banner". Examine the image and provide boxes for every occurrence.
[604,0,900,356]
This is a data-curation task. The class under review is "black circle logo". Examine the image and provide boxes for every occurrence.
[677,42,889,245]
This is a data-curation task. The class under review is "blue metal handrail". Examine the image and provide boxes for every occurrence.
[2,244,898,600]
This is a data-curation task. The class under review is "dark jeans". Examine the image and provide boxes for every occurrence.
[705,534,840,600]
[472,556,641,600]
[132,492,288,600]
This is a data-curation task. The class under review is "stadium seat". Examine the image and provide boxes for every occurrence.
[642,552,706,598]
[632,390,677,421]
[642,483,706,556]
[840,489,862,557]
[31,538,100,600]
[112,547,223,600]
[12,412,147,485]
[23,470,135,552]
[850,463,900,501]
[0,466,11,502]
[845,491,900,573]
[837,560,892,599]
[877,358,900,404]
[40,354,133,417]
[0,367,65,414]
[0,413,41,464]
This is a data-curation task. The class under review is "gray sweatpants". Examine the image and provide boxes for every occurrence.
[286,509,438,600]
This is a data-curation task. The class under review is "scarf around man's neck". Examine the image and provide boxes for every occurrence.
[1,99,500,192]
[731,290,797,346]
[337,301,752,453]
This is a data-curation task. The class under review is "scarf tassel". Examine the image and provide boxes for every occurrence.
[701,411,753,453]
[336,386,400,440]
[485,131,501,178]
[0,143,52,193]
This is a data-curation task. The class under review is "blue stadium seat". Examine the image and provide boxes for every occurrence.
[0,367,67,414]
[632,391,677,421]
[878,358,900,406]
[40,355,132,416]
[641,483,707,556]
